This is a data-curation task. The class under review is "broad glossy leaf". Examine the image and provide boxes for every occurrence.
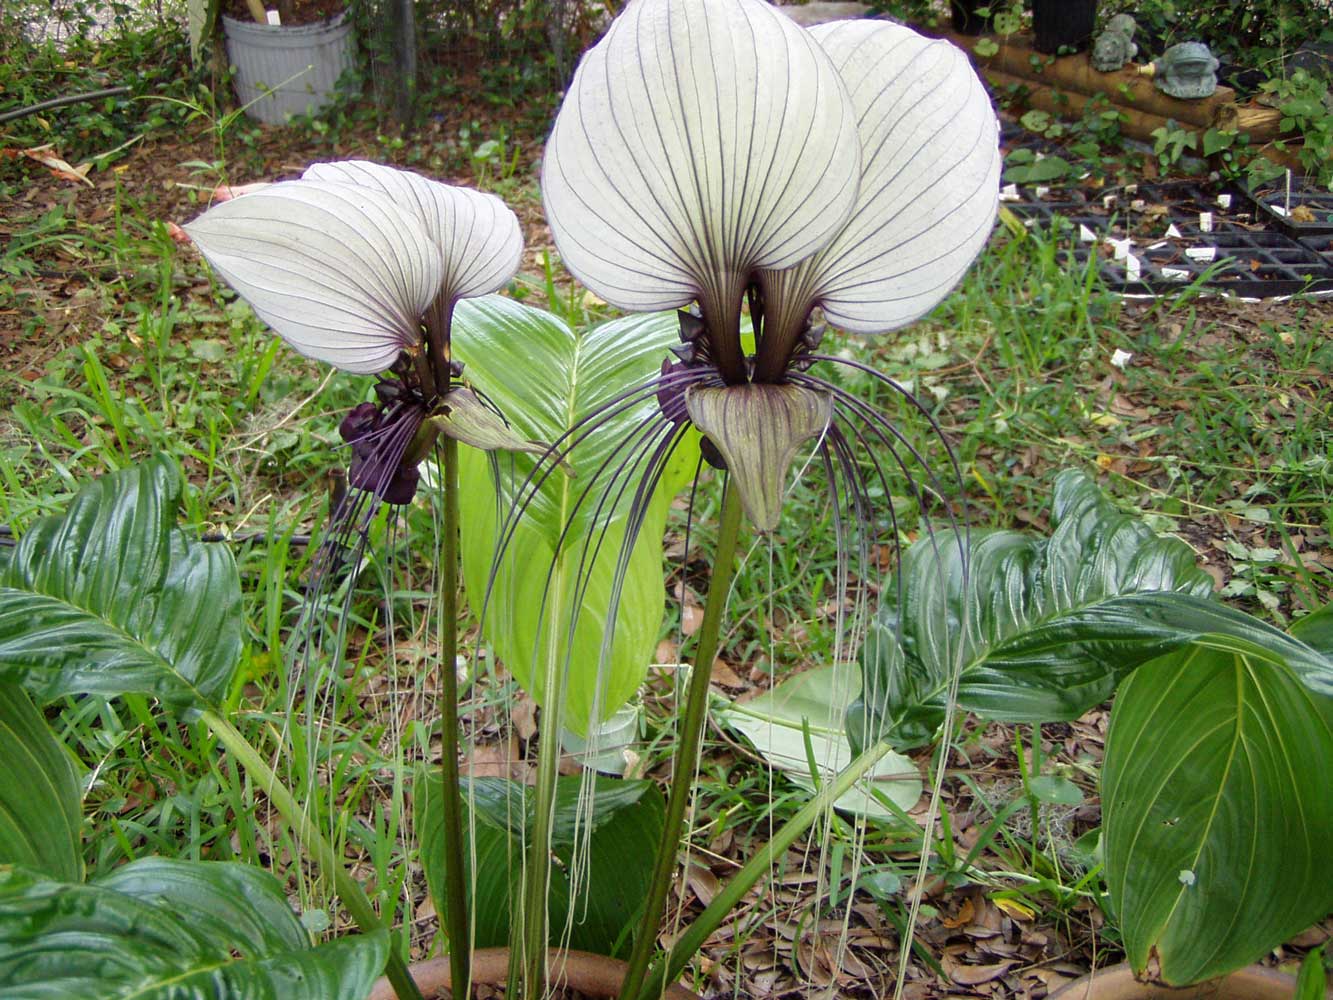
[715,664,921,820]
[96,857,308,957]
[186,180,443,374]
[1104,644,1333,984]
[454,298,695,537]
[416,773,664,957]
[1291,601,1333,658]
[302,161,522,305]
[0,864,388,1000]
[0,683,81,882]
[853,471,1333,746]
[855,469,1217,747]
[542,0,860,323]
[759,21,999,341]
[454,297,698,733]
[0,458,243,712]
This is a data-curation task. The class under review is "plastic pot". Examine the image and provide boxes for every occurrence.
[222,11,357,125]
[1047,962,1302,999]
[1031,0,1097,54]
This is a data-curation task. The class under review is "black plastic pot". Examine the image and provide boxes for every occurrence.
[1032,0,1098,54]
[950,0,991,35]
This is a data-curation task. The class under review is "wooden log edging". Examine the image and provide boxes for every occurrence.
[984,68,1194,147]
[928,26,1287,147]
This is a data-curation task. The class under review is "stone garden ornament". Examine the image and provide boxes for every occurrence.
[1092,13,1137,72]
[1143,41,1221,98]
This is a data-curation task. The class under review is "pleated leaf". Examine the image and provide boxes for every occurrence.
[453,297,697,733]
[542,0,860,320]
[0,683,81,883]
[1104,643,1333,984]
[416,773,664,957]
[760,21,1000,339]
[0,864,387,1000]
[185,180,443,374]
[852,469,1333,748]
[715,664,921,820]
[96,858,310,958]
[0,457,242,711]
[302,160,522,303]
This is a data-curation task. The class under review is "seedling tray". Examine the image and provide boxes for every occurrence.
[1245,185,1333,236]
[1063,229,1333,296]
[1009,180,1333,296]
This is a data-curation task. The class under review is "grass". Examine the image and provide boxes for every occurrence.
[3,14,1332,996]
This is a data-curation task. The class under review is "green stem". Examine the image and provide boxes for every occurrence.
[439,435,472,996]
[516,583,570,997]
[201,710,424,1000]
[617,482,744,1000]
[632,741,895,1000]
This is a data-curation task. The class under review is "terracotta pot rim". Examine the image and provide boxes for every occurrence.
[368,947,703,1000]
[1047,960,1303,999]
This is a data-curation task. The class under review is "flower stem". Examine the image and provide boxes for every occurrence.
[201,709,424,1000]
[630,741,895,1000]
[515,580,571,997]
[438,435,472,997]
[617,481,744,1000]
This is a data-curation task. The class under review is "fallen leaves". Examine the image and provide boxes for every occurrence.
[4,143,94,186]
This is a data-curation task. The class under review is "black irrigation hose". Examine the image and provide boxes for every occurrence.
[0,86,131,125]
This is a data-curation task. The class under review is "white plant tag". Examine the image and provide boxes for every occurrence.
[1199,211,1214,232]
[1186,246,1217,262]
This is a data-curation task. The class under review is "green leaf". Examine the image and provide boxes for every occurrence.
[1026,775,1082,806]
[855,470,1224,748]
[1291,602,1333,658]
[1202,127,1236,156]
[1295,944,1326,1000]
[1103,644,1333,985]
[416,772,664,957]
[714,664,921,820]
[95,857,310,957]
[1002,155,1072,184]
[454,297,697,734]
[0,864,388,999]
[0,457,243,712]
[0,683,81,882]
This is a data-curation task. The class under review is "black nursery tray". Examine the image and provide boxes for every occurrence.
[1062,228,1333,296]
[1007,180,1333,296]
[1246,185,1333,236]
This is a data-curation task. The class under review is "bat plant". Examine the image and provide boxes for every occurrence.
[497,1,1002,997]
[184,161,530,998]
